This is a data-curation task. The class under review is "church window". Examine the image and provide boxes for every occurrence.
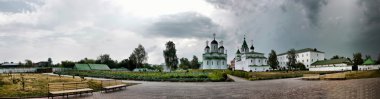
[212,61,213,65]
[207,61,209,65]
[251,60,253,63]
[307,59,309,62]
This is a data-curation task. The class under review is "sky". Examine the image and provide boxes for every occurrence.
[0,0,379,64]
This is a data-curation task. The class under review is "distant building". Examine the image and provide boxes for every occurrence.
[37,61,50,67]
[229,58,235,69]
[74,64,110,70]
[309,58,352,71]
[234,36,269,72]
[202,34,228,69]
[1,62,21,67]
[277,48,325,69]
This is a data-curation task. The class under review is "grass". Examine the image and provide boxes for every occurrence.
[55,70,229,82]
[228,70,340,81]
[344,70,380,79]
[0,73,122,98]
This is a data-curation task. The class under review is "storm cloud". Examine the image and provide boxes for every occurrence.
[0,0,379,64]
[146,12,225,39]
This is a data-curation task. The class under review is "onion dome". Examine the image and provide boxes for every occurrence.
[219,46,224,49]
[211,40,218,44]
[250,45,254,51]
[205,46,210,49]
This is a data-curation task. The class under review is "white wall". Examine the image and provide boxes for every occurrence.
[309,66,352,71]
[358,65,380,71]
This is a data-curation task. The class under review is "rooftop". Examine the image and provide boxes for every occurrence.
[278,48,324,56]
[311,58,352,66]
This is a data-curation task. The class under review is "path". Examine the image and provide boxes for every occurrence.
[227,74,250,82]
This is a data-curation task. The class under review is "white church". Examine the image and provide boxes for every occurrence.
[201,34,228,69]
[234,36,270,72]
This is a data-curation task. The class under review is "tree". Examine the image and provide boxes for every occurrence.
[48,58,53,66]
[25,59,33,67]
[163,41,178,71]
[95,54,117,68]
[331,55,342,59]
[179,57,191,70]
[61,61,75,68]
[295,63,307,70]
[190,55,200,69]
[353,53,363,70]
[78,58,95,64]
[129,44,148,69]
[267,50,279,70]
[286,49,297,70]
[365,55,371,60]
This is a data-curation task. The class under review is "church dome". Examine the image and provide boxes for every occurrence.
[250,45,254,51]
[205,46,210,49]
[211,40,218,44]
[219,46,224,49]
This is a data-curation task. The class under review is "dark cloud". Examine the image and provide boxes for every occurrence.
[294,0,328,25]
[358,0,380,25]
[0,0,44,13]
[146,12,225,39]
[355,0,380,56]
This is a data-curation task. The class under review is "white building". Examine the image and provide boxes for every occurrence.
[277,48,325,69]
[202,34,228,69]
[309,58,352,71]
[234,36,269,72]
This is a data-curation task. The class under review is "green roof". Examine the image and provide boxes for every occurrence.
[278,48,324,56]
[74,64,110,70]
[74,64,91,70]
[363,58,376,65]
[311,58,352,66]
[88,64,110,70]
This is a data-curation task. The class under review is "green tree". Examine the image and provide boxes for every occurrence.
[295,63,306,70]
[48,58,52,66]
[95,54,117,68]
[353,53,363,70]
[331,55,342,59]
[286,49,297,70]
[190,55,200,69]
[267,50,279,70]
[179,57,191,70]
[365,55,371,60]
[129,44,148,69]
[163,41,178,71]
[24,59,33,67]
[61,61,75,68]
[78,58,95,64]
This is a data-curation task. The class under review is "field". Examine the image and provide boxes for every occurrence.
[0,73,117,98]
[344,70,380,79]
[55,70,229,82]
[228,70,340,80]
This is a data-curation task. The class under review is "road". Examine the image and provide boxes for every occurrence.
[73,77,380,99]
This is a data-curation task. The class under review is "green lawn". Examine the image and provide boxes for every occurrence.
[228,70,340,81]
[55,70,229,82]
